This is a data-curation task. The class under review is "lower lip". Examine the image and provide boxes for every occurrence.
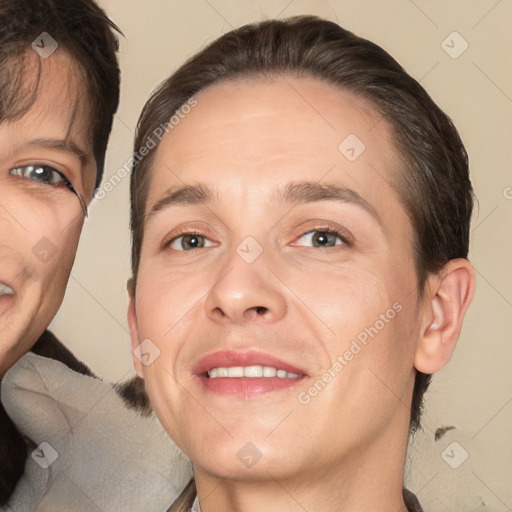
[0,294,14,315]
[198,376,304,396]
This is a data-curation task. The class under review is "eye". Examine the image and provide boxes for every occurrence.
[294,230,345,248]
[169,233,215,251]
[9,164,71,187]
[9,164,88,217]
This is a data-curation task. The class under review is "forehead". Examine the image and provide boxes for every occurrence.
[149,77,409,234]
[2,51,92,153]
[158,76,390,170]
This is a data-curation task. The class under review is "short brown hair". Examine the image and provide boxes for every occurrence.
[0,0,121,188]
[129,16,473,433]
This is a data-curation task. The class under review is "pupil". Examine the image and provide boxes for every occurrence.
[33,166,51,182]
[314,232,330,246]
[184,235,202,249]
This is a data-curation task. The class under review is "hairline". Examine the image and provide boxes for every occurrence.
[1,48,98,184]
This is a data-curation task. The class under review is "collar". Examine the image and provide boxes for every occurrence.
[190,495,200,511]
[189,494,422,512]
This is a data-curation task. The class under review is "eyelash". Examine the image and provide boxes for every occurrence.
[293,227,352,249]
[167,233,215,251]
[9,163,88,217]
[9,163,73,189]
[164,225,352,252]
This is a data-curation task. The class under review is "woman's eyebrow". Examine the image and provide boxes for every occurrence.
[275,182,382,225]
[26,138,90,165]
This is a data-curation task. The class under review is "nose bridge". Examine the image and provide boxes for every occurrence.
[205,237,287,323]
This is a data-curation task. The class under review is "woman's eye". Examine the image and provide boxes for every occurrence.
[295,230,344,248]
[9,164,70,186]
[8,163,88,217]
[169,234,215,251]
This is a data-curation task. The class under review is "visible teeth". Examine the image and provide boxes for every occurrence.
[227,367,244,378]
[0,283,14,296]
[217,367,228,377]
[208,366,300,379]
[263,366,277,377]
[244,365,262,378]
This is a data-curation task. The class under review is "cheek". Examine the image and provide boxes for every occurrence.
[135,258,212,338]
[5,192,84,259]
[336,294,420,423]
[285,261,396,341]
[0,189,81,264]
[133,264,201,392]
[17,201,84,317]
[291,263,416,397]
[32,212,82,271]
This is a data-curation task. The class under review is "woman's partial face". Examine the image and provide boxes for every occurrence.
[0,52,96,375]
[130,77,424,484]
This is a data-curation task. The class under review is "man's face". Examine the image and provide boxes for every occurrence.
[0,52,96,375]
[129,77,426,483]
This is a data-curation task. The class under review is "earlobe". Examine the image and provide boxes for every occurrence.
[127,297,144,378]
[414,259,475,374]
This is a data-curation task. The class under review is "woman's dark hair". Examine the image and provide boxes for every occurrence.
[0,0,121,188]
[130,16,473,437]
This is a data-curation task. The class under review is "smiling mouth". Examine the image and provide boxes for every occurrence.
[0,282,14,296]
[207,365,302,379]
[195,350,307,396]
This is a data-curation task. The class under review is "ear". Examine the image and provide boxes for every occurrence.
[414,259,475,374]
[127,293,144,379]
[127,277,135,298]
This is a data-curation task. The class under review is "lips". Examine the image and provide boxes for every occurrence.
[0,282,14,296]
[194,350,307,396]
[0,281,15,316]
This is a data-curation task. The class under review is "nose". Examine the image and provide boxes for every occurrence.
[204,249,287,325]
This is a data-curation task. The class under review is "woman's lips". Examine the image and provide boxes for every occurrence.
[194,350,307,396]
[0,291,15,316]
[0,282,15,296]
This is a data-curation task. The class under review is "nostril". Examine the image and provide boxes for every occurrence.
[255,306,267,315]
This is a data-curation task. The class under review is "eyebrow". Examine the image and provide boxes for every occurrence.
[26,138,90,165]
[147,181,381,225]
[147,184,216,221]
[275,182,381,224]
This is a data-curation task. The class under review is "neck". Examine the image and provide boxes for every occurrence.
[194,411,411,512]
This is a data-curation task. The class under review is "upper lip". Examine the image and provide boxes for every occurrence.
[193,350,307,376]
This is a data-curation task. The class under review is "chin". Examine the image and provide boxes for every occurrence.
[192,432,294,475]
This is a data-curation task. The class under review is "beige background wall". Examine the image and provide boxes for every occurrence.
[50,1,512,510]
